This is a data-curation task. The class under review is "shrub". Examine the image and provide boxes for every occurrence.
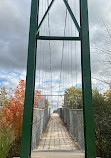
[93,88,111,157]
[0,80,49,157]
[0,126,14,158]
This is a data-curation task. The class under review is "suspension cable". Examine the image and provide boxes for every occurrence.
[59,7,68,93]
[47,0,52,95]
[57,5,68,109]
[39,0,44,91]
[74,0,78,109]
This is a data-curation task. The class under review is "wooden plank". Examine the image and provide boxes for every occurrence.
[31,152,85,158]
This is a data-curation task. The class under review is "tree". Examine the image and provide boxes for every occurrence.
[34,91,49,108]
[64,86,82,109]
[64,86,111,157]
[0,80,49,157]
[93,88,111,157]
[0,87,9,107]
[91,23,111,87]
[1,80,25,139]
[1,80,48,140]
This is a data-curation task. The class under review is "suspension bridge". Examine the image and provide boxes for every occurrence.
[19,0,96,157]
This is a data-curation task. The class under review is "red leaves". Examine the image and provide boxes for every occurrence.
[1,80,42,139]
[1,79,48,139]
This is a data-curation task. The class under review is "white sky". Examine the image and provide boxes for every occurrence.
[0,0,111,108]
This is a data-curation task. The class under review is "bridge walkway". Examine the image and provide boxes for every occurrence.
[31,113,84,158]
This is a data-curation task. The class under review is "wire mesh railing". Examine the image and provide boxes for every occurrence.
[57,108,84,150]
[31,108,50,150]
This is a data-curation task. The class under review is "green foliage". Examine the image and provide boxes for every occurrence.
[64,86,111,157]
[0,126,14,158]
[64,86,82,109]
[45,99,50,108]
[0,87,9,107]
[93,88,111,157]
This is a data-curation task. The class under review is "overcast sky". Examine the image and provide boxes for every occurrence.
[0,0,111,108]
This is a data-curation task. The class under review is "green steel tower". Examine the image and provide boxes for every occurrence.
[20,0,96,157]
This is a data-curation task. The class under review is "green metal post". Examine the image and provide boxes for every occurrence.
[20,0,39,157]
[80,0,96,157]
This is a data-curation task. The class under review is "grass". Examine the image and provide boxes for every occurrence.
[0,126,14,158]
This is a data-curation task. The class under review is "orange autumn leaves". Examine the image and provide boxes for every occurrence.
[0,80,46,139]
[1,80,25,139]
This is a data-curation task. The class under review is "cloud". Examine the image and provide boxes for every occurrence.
[0,0,111,99]
[0,0,30,71]
[0,70,26,91]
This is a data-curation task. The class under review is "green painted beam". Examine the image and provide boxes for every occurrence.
[36,36,81,41]
[20,0,39,157]
[80,0,96,157]
[63,0,80,33]
[36,0,55,35]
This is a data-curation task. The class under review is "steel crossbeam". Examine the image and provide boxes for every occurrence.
[36,36,81,41]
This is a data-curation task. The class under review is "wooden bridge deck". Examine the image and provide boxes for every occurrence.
[34,113,78,151]
[31,113,85,158]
